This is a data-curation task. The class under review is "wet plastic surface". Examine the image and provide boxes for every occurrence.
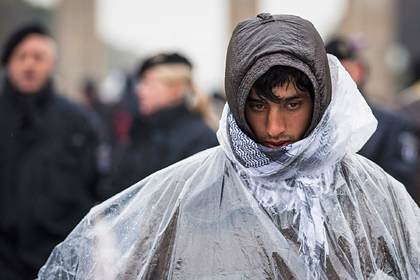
[38,57,420,280]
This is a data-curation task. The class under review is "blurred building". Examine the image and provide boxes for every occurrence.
[331,0,398,107]
[53,0,107,102]
[398,0,420,85]
[229,0,256,32]
[0,1,52,43]
[2,0,417,107]
[327,0,420,108]
[0,0,124,102]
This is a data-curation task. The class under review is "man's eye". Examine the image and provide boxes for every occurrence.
[17,53,26,61]
[287,102,300,109]
[34,54,43,61]
[252,103,265,110]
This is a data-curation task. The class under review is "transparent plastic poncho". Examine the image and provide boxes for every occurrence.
[38,56,420,279]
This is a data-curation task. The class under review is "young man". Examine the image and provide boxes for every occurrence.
[0,22,106,280]
[38,14,420,279]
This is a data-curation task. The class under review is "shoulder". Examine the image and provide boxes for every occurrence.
[51,94,84,115]
[179,112,216,135]
[170,111,218,143]
[51,95,96,128]
[38,145,227,278]
[343,153,415,195]
[0,92,11,112]
[98,146,224,207]
[371,105,410,127]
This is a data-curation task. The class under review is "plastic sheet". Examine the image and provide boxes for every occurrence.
[38,57,420,280]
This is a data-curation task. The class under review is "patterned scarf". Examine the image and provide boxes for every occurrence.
[224,108,331,271]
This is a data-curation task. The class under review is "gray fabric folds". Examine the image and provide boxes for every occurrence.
[225,13,332,139]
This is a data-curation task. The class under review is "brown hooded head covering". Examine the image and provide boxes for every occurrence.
[225,13,332,139]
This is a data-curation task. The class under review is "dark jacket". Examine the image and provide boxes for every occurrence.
[0,78,101,280]
[359,105,419,196]
[103,104,218,199]
[399,99,420,204]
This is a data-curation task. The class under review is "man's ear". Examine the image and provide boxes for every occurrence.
[354,61,366,86]
[341,60,366,87]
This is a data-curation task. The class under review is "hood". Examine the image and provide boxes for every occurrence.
[225,13,331,138]
[217,55,378,265]
[218,55,377,179]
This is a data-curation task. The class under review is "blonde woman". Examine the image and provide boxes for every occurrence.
[105,53,218,198]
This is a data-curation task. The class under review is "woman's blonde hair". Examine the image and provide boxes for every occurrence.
[151,63,219,131]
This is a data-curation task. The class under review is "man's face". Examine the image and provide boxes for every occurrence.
[7,34,56,94]
[245,81,313,149]
[135,68,182,115]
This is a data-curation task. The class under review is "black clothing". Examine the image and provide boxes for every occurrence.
[103,104,218,199]
[400,99,420,204]
[0,79,101,280]
[359,105,419,195]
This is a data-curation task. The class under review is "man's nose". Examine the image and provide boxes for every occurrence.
[22,56,36,69]
[266,109,286,137]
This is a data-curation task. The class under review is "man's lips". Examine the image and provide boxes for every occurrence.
[265,140,291,149]
[24,72,36,81]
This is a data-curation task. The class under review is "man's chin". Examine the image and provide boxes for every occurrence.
[14,79,46,95]
[17,83,44,94]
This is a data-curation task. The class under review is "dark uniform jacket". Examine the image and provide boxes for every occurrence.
[103,104,218,199]
[359,105,419,196]
[0,78,100,280]
[399,99,420,204]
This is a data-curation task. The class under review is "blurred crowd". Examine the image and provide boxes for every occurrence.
[1,21,420,279]
[0,22,220,280]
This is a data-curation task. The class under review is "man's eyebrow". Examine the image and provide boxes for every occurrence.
[283,92,305,102]
[246,92,307,102]
[246,96,264,102]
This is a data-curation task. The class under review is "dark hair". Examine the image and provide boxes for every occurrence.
[252,65,314,103]
[1,21,50,65]
[325,37,357,61]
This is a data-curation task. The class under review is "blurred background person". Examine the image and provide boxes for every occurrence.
[396,58,420,204]
[78,78,113,192]
[81,78,115,146]
[97,70,138,147]
[0,22,106,279]
[398,58,420,138]
[101,53,219,200]
[326,36,420,203]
